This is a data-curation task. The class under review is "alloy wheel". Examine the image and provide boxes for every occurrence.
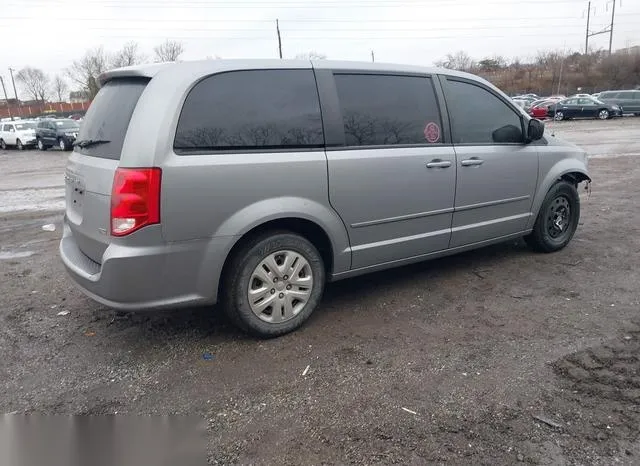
[598,109,609,120]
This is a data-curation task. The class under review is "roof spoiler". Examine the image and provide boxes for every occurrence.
[97,63,174,87]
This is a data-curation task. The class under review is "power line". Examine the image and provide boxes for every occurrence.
[5,0,595,7]
[8,15,638,22]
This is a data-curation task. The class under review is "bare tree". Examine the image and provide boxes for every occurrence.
[15,67,49,102]
[435,51,476,72]
[294,51,327,60]
[66,46,109,99]
[154,40,184,62]
[111,41,146,68]
[52,75,68,102]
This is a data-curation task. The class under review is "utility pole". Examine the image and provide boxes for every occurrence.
[608,0,616,55]
[276,19,283,59]
[0,76,13,120]
[8,68,20,117]
[585,1,591,54]
[371,50,375,63]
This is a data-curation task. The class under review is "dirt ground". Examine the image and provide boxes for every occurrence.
[1,118,640,464]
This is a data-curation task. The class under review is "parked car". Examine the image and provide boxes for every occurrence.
[35,118,80,151]
[0,120,37,150]
[548,97,622,121]
[569,93,592,98]
[528,100,558,120]
[60,59,590,337]
[598,90,640,115]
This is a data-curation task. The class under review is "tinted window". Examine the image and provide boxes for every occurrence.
[54,119,79,129]
[578,98,594,105]
[174,70,324,152]
[445,79,523,144]
[334,74,442,146]
[76,78,148,160]
[2,125,11,131]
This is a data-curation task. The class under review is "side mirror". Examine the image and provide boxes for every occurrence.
[527,118,544,142]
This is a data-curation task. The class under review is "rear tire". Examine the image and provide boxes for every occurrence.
[554,112,564,121]
[0,139,6,150]
[37,138,47,151]
[525,181,580,253]
[221,232,325,338]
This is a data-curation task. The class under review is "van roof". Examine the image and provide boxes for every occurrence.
[98,59,480,87]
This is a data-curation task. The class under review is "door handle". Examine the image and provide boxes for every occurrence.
[426,160,452,169]
[460,158,484,166]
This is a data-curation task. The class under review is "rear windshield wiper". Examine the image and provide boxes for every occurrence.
[74,139,110,148]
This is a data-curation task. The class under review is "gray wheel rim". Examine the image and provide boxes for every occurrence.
[59,139,65,150]
[555,112,563,121]
[546,195,571,240]
[599,110,608,120]
[248,250,313,323]
[37,140,43,150]
[16,139,23,150]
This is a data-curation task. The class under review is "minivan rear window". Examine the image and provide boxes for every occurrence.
[174,70,324,153]
[75,78,149,160]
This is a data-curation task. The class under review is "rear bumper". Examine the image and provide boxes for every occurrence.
[59,220,235,311]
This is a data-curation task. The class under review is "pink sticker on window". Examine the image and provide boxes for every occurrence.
[424,122,441,143]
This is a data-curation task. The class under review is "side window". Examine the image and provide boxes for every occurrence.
[578,98,593,105]
[334,74,443,146]
[445,79,523,144]
[618,91,633,99]
[174,69,324,152]
[2,125,10,131]
[633,91,640,100]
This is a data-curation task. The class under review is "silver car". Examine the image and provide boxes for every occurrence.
[60,60,590,337]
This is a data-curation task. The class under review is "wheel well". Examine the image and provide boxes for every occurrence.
[561,172,591,186]
[218,218,334,295]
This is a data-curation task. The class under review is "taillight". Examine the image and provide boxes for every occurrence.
[110,168,161,237]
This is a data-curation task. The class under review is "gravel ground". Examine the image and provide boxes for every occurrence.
[1,118,640,464]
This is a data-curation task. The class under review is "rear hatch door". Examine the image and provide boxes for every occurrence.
[65,78,149,263]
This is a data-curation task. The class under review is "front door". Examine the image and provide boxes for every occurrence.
[441,77,538,248]
[323,72,456,270]
[578,98,598,118]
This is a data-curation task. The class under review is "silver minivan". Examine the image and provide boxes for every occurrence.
[60,60,590,337]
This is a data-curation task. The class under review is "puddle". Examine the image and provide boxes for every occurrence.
[0,250,35,260]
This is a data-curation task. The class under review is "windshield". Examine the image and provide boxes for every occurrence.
[55,120,80,129]
[15,123,35,130]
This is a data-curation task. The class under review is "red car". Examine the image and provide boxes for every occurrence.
[528,100,559,120]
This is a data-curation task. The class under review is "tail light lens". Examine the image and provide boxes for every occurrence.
[110,168,161,236]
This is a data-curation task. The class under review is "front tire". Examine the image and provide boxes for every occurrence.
[0,139,6,150]
[598,109,610,120]
[525,181,580,253]
[58,138,68,151]
[221,232,325,338]
[554,111,564,121]
[16,139,23,151]
[37,138,47,151]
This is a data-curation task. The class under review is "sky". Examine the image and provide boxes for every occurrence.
[1,0,639,97]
